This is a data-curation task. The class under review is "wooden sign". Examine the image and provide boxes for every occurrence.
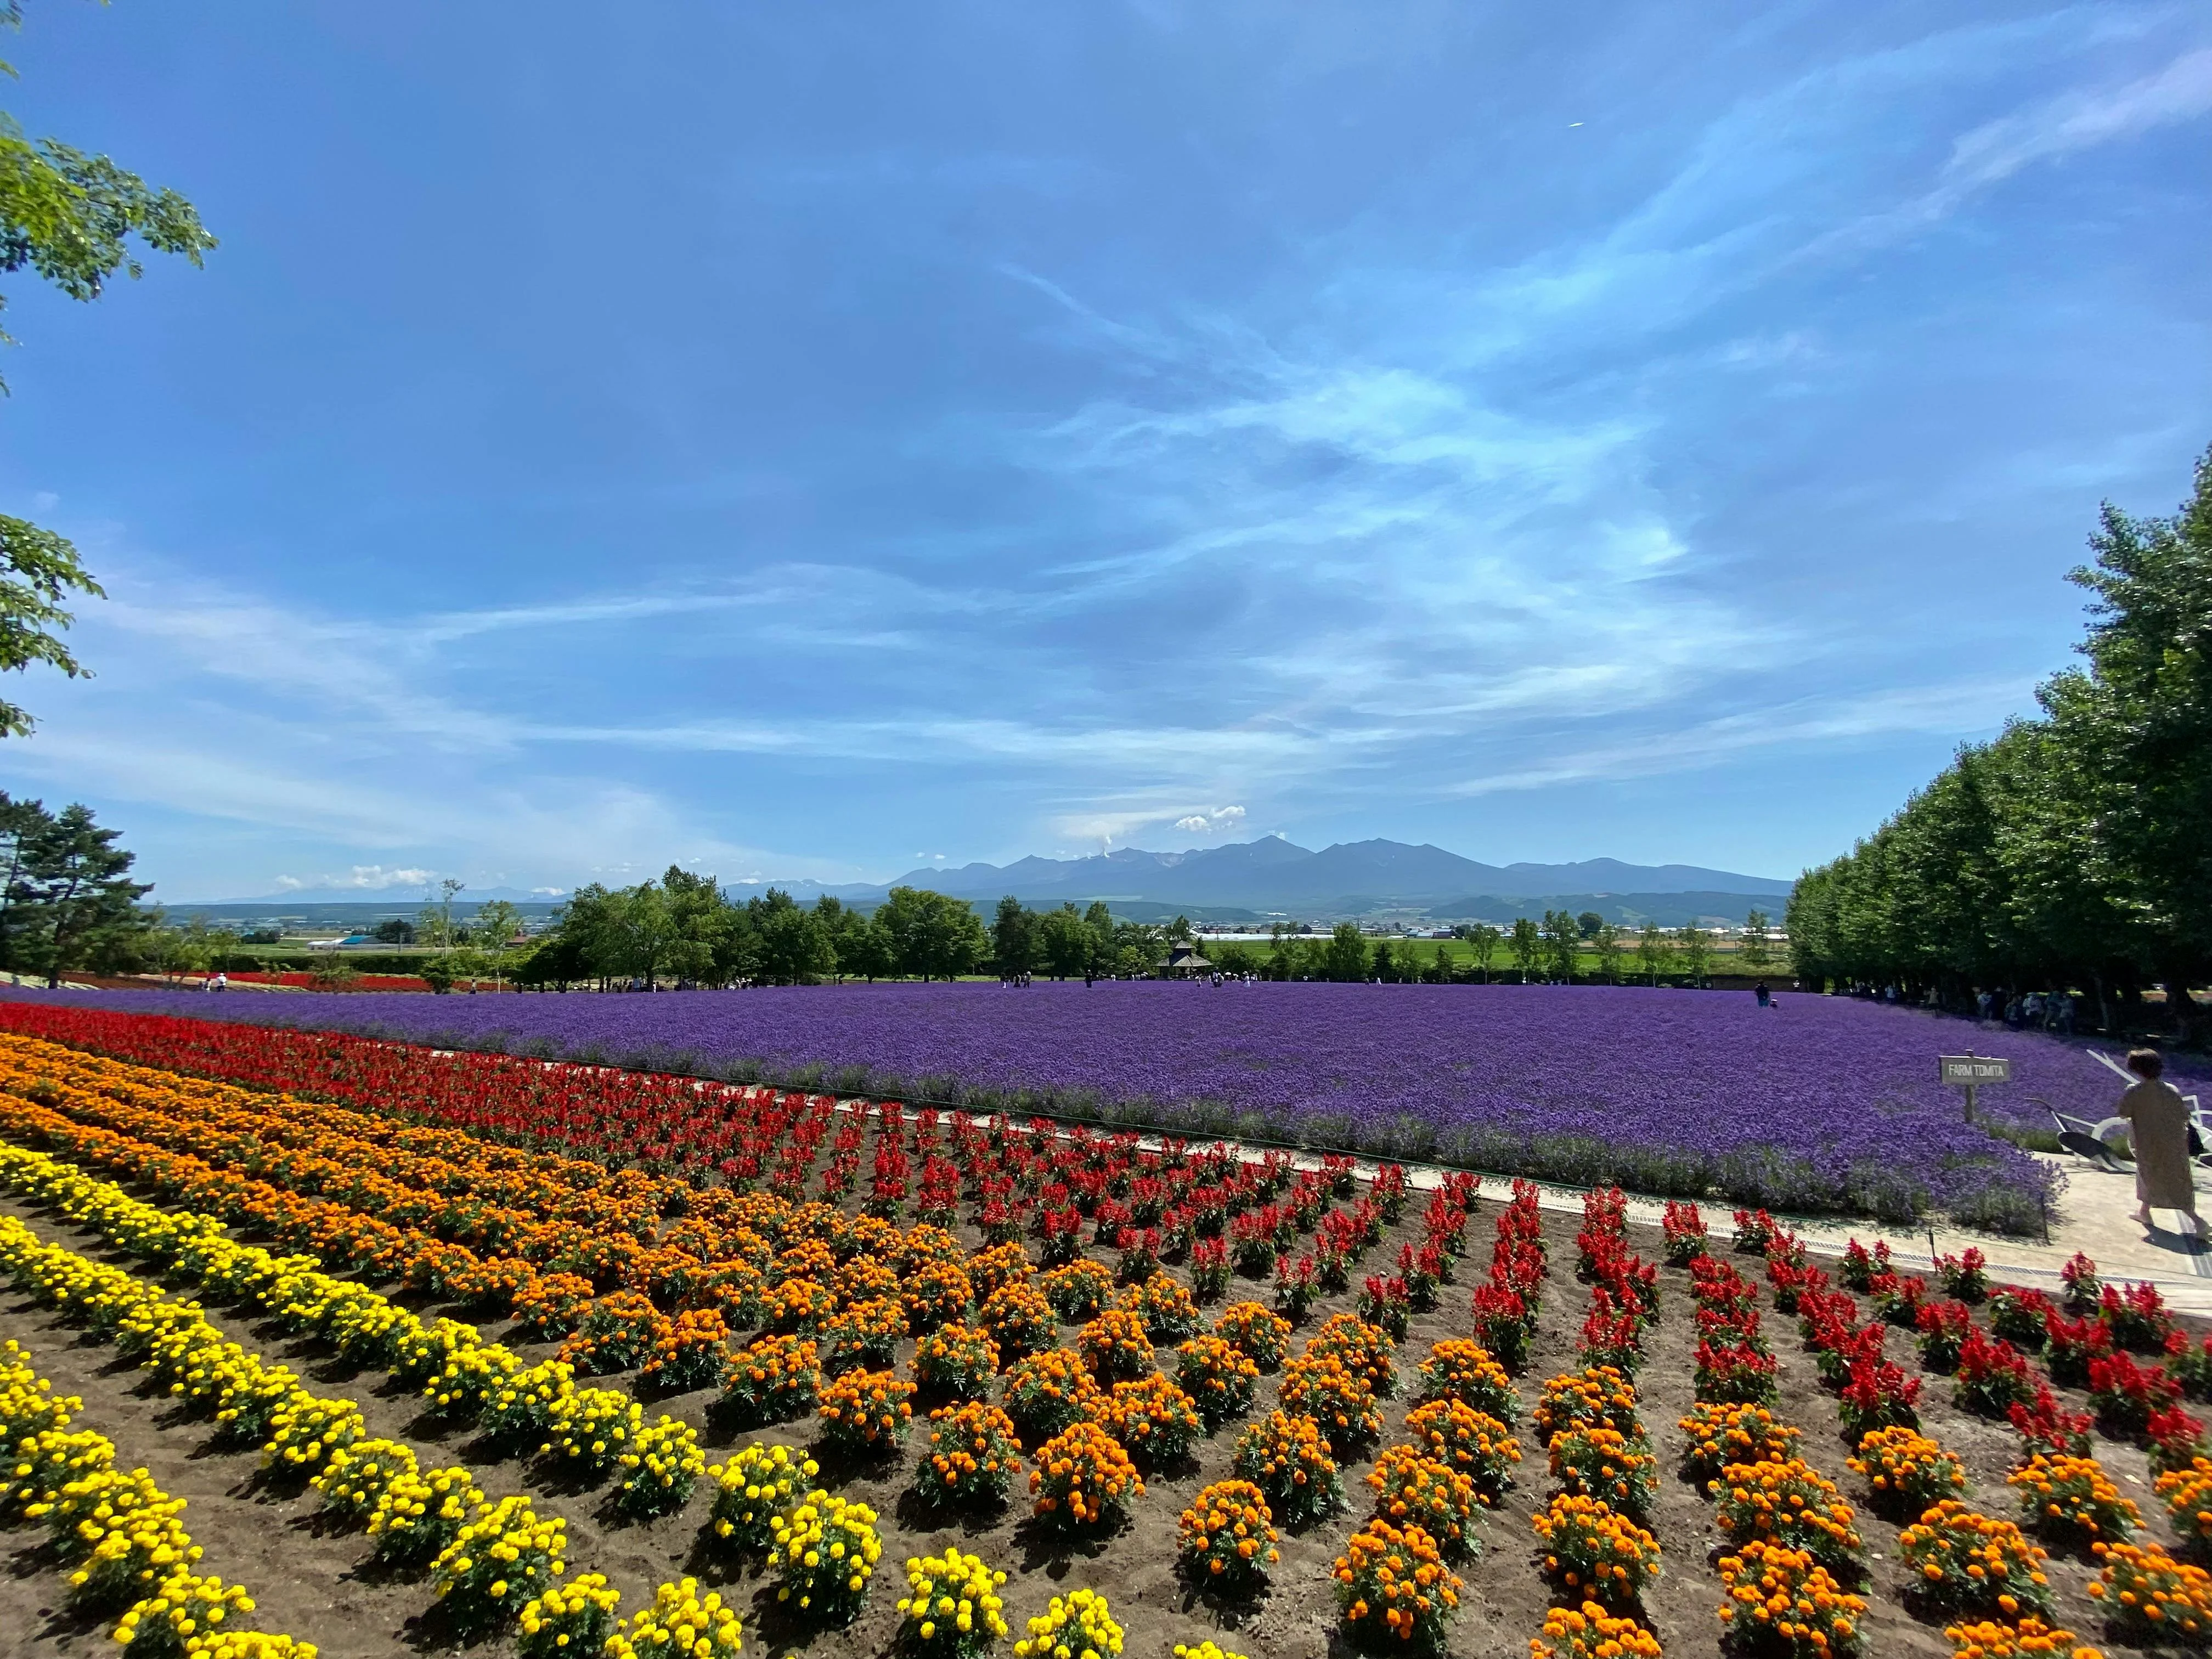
[1939,1053,2008,1121]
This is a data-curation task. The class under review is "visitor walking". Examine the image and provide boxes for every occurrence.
[1753,981,1770,1008]
[2118,1048,2205,1240]
[2055,992,2076,1036]
[211,971,227,992]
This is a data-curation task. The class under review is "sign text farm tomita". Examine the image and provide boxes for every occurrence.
[1939,1055,2014,1087]
[2,984,2182,1232]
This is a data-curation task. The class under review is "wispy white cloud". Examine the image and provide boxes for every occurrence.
[273,865,436,893]
[1943,47,2212,195]
[1174,804,1246,834]
[1443,678,2036,798]
[1812,47,2212,252]
[15,2,2202,898]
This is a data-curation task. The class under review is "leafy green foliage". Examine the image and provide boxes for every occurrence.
[0,518,99,736]
[0,794,152,980]
[1791,447,2212,1027]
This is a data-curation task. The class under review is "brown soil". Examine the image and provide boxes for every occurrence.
[0,1184,2194,1659]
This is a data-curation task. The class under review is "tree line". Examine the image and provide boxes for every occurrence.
[1788,448,2211,1040]
[511,882,1242,988]
[984,899,1773,985]
[490,881,1787,991]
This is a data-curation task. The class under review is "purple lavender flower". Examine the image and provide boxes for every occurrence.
[9,980,2152,1232]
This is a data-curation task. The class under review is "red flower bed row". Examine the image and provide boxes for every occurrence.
[223,972,437,992]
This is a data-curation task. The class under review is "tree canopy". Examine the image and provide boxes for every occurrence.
[0,792,151,980]
[509,873,996,989]
[1789,445,2212,1036]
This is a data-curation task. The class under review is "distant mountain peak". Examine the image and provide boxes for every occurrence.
[846,837,1788,914]
[182,837,1791,917]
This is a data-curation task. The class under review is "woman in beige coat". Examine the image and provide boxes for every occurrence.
[2119,1048,2204,1237]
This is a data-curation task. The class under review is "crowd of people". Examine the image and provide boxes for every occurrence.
[1974,986,2078,1035]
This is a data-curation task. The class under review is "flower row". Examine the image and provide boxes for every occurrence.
[0,1136,724,1510]
[1531,1358,1664,1659]
[1719,1204,2209,1656]
[0,1330,312,1658]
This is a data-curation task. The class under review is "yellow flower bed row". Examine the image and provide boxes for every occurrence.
[0,1139,706,1518]
[0,1330,312,1657]
[0,1158,726,1648]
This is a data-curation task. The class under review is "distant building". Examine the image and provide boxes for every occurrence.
[1154,941,1214,978]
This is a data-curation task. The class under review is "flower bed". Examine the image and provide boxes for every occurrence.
[0,983,2084,1225]
[0,1026,2203,1659]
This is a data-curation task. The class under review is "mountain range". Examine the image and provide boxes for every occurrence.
[194,838,1794,920]
[750,836,1795,918]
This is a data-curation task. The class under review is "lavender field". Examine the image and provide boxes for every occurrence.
[10,980,2162,1232]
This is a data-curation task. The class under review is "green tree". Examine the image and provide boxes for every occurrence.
[1464,922,1501,984]
[1,5,216,735]
[661,866,732,982]
[1785,448,2212,1031]
[812,895,872,982]
[0,789,49,967]
[1738,909,1774,973]
[1593,922,1622,984]
[417,878,465,953]
[991,895,1038,975]
[1037,904,1092,979]
[1369,936,1399,981]
[1112,918,1165,977]
[749,888,834,984]
[14,800,150,984]
[1083,900,1116,974]
[565,880,695,988]
[1636,924,1672,986]
[1,5,216,347]
[1678,924,1714,988]
[1577,910,1605,939]
[312,951,364,991]
[1508,917,1542,983]
[1213,941,1256,975]
[834,913,895,982]
[0,518,103,737]
[1541,910,1581,981]
[471,899,524,990]
[146,913,217,983]
[369,916,415,945]
[876,886,988,980]
[556,883,619,980]
[511,930,587,990]
[2046,448,2212,1034]
[1323,922,1369,982]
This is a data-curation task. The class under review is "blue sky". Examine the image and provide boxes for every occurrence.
[1,2,2207,901]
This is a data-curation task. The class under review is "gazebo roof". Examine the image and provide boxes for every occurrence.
[1156,941,1213,969]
